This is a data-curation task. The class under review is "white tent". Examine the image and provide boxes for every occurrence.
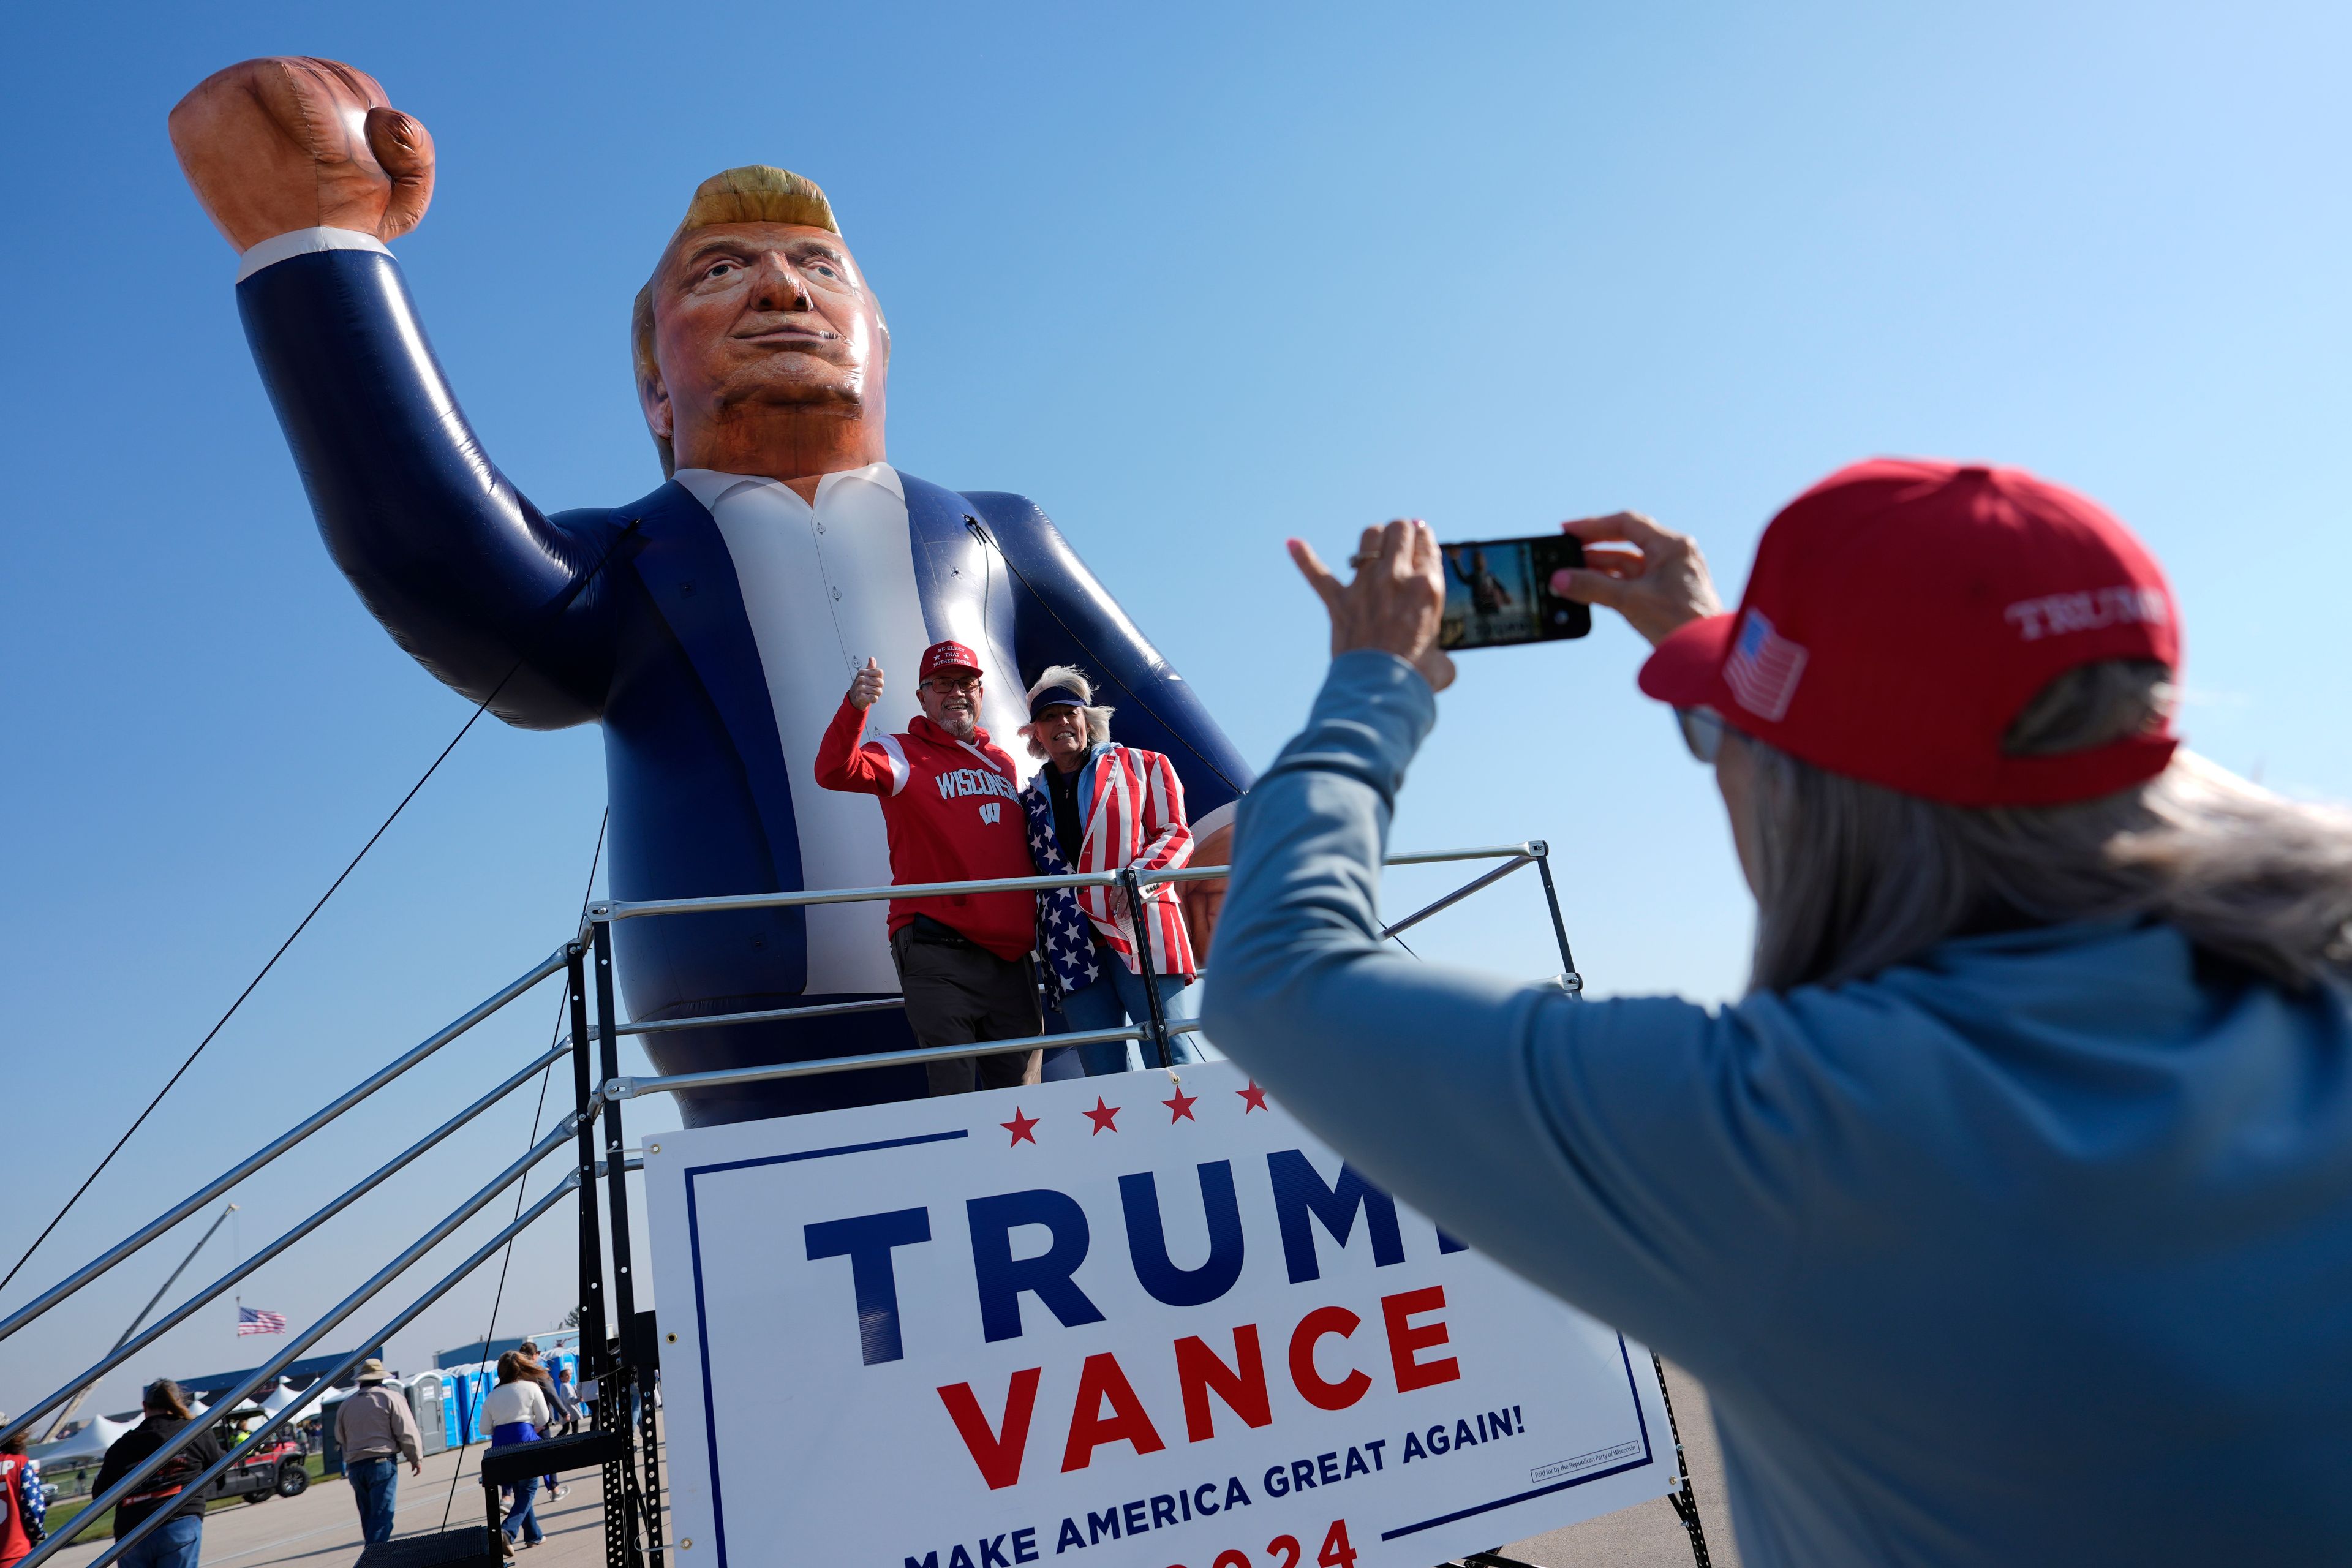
[257,1378,299,1417]
[31,1412,132,1464]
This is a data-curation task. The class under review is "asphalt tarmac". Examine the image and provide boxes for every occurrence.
[38,1436,643,1568]
[1502,1362,1740,1568]
[36,1371,1736,1568]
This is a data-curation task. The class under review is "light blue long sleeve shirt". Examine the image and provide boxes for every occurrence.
[1202,650,2352,1566]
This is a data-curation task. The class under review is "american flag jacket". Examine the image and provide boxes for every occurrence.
[1023,791,1102,1009]
[1019,744,1198,992]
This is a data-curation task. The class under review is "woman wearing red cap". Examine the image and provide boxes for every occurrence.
[1205,460,2352,1565]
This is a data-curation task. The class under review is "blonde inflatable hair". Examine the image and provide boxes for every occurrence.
[633,165,842,475]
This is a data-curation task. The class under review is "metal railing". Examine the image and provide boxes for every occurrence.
[0,837,1591,1568]
[0,1038,575,1452]
[592,842,1569,1100]
[0,947,570,1349]
[17,1120,582,1568]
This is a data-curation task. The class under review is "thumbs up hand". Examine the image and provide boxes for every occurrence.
[848,657,885,711]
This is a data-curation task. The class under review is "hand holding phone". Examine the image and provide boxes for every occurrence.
[1554,512,1725,648]
[1286,520,1457,692]
[1436,535,1592,650]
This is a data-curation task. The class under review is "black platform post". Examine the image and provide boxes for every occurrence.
[1121,868,1174,1069]
[568,945,609,1385]
[590,918,646,1568]
[633,1311,665,1567]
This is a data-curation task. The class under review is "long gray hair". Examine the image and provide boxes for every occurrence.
[1744,660,2352,992]
[1023,665,1114,760]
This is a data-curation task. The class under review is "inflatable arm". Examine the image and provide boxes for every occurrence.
[239,250,626,729]
[968,492,1254,817]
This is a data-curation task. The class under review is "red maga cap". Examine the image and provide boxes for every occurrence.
[1638,458,2180,807]
[919,640,983,681]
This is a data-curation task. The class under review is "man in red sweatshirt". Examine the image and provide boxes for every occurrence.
[815,640,1043,1094]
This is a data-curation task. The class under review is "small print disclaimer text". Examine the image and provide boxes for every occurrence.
[1531,1442,1644,1485]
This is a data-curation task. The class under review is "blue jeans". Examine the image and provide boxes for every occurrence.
[347,1455,399,1543]
[1056,952,1202,1074]
[502,1472,543,1545]
[118,1514,203,1568]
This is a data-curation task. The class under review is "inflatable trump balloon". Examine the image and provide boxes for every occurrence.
[169,58,1250,1125]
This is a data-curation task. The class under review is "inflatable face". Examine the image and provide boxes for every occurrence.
[175,58,1253,1126]
[638,221,892,481]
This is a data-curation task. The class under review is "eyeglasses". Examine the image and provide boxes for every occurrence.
[924,675,982,695]
[1675,706,1727,764]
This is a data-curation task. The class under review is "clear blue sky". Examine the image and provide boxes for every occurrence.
[2,0,2346,1424]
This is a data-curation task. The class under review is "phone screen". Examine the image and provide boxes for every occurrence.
[1437,535,1591,650]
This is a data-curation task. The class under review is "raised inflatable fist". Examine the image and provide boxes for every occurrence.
[168,57,435,252]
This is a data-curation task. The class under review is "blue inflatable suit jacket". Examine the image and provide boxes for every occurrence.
[238,247,1251,1124]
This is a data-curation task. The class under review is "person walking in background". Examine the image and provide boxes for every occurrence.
[483,1354,551,1551]
[0,1423,48,1568]
[547,1363,581,1438]
[333,1360,420,1545]
[90,1382,220,1568]
[514,1345,568,1503]
[1018,666,1202,1074]
[815,642,1044,1095]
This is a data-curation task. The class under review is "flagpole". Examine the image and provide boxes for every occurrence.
[43,1202,239,1441]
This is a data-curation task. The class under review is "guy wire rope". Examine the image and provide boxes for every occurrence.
[0,1035,575,1449]
[17,1119,587,1568]
[48,1176,584,1568]
[1,522,639,1302]
[442,812,610,1531]
[0,949,569,1346]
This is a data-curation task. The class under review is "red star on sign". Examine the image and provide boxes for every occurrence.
[1163,1087,1199,1123]
[1001,1107,1039,1147]
[1082,1096,1121,1135]
[1237,1080,1269,1113]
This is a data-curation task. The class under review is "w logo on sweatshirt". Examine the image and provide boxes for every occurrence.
[978,802,1002,825]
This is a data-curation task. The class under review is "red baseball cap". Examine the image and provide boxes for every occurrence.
[918,640,983,682]
[1638,458,2180,807]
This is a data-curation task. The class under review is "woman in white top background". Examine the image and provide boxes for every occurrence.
[482,1354,551,1550]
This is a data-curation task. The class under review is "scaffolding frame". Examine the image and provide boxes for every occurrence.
[0,841,1713,1568]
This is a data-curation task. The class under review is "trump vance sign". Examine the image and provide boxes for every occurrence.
[646,1059,1676,1568]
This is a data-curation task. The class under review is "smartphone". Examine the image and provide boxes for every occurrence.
[1436,535,1591,650]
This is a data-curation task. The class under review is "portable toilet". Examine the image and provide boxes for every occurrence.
[543,1347,581,1415]
[316,1388,352,1475]
[405,1375,448,1457]
[448,1366,488,1446]
[444,1371,469,1447]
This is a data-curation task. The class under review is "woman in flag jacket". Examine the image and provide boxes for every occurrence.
[1019,666,1204,1074]
[0,1427,47,1568]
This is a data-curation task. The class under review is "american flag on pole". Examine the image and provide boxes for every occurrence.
[236,1306,287,1336]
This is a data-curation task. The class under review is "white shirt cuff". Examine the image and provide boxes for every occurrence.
[236,227,392,284]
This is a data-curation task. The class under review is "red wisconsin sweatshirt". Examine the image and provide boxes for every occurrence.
[813,698,1039,962]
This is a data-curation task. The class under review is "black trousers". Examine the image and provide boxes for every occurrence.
[891,923,1043,1096]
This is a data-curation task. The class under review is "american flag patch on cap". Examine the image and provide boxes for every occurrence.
[1723,608,1808,722]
